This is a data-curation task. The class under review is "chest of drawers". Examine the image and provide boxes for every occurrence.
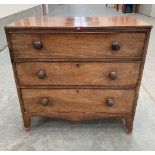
[5,16,152,133]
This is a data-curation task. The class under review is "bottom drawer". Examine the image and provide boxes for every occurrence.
[22,89,135,114]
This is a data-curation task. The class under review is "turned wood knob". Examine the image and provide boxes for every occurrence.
[111,42,120,51]
[33,41,43,50]
[106,98,114,107]
[41,98,49,106]
[38,70,46,79]
[109,71,117,80]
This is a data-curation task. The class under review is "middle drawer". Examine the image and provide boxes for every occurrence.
[16,62,140,86]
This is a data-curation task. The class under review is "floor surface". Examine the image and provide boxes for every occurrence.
[0,5,155,151]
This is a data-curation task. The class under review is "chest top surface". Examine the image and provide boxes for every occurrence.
[5,16,152,29]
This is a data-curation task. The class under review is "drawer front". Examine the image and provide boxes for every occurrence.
[16,62,140,86]
[22,89,135,113]
[11,33,145,58]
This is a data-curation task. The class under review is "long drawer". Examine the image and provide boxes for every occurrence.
[22,89,135,114]
[16,62,141,86]
[11,33,145,58]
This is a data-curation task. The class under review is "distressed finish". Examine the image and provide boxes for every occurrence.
[11,33,145,58]
[22,89,135,114]
[16,62,140,86]
[5,16,152,133]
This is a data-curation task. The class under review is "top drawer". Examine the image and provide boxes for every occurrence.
[11,32,146,58]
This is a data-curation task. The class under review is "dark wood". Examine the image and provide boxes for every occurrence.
[37,70,46,79]
[106,98,114,107]
[33,41,43,50]
[41,98,49,106]
[109,71,117,80]
[13,57,142,62]
[5,16,152,133]
[111,41,121,51]
[123,114,134,133]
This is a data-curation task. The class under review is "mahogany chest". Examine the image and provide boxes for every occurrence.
[5,16,152,133]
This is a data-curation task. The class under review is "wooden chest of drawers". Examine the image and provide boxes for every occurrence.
[5,16,152,133]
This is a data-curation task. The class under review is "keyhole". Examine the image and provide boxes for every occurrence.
[76,90,79,93]
[76,64,80,68]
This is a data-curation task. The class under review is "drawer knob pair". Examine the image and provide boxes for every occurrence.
[106,98,114,107]
[41,98,49,106]
[32,41,120,51]
[111,42,120,51]
[41,98,114,107]
[33,41,43,50]
[37,70,117,80]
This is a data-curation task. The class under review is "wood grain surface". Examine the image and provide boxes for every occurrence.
[11,33,145,58]
[5,16,152,29]
[22,89,135,114]
[16,62,140,86]
[4,16,152,133]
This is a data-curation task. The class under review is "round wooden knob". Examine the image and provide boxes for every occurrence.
[33,41,43,50]
[41,98,49,106]
[111,42,120,51]
[106,98,114,107]
[109,71,117,80]
[38,70,46,79]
